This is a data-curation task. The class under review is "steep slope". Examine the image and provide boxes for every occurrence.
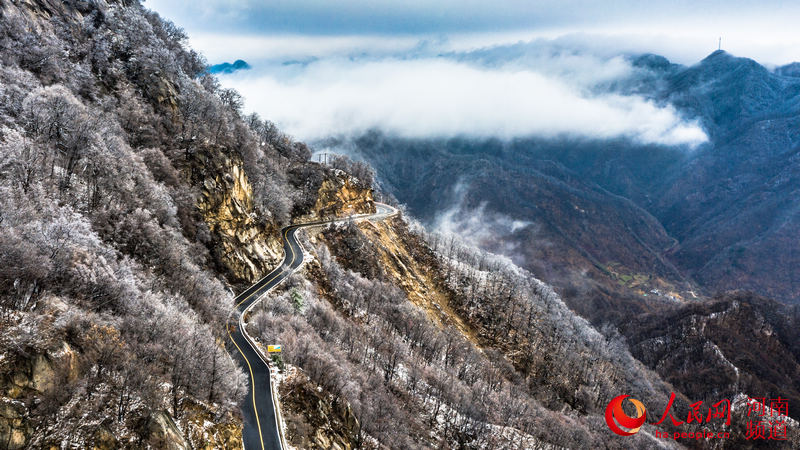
[652,51,800,303]
[349,132,696,325]
[252,211,800,448]
[622,292,800,421]
[248,215,692,449]
[611,50,800,304]
[2,1,798,448]
[0,0,347,447]
[347,50,800,314]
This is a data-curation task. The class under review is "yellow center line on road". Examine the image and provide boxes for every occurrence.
[227,324,265,450]
[235,267,284,308]
[286,227,296,268]
[235,227,294,308]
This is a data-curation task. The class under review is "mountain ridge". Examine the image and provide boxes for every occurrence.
[209,59,251,74]
[349,49,800,307]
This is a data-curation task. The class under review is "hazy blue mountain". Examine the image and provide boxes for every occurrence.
[345,50,800,317]
[209,59,251,74]
[653,51,800,302]
[776,62,800,77]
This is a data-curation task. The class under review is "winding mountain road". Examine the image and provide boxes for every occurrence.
[227,203,397,450]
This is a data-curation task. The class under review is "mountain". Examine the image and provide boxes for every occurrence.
[0,0,681,448]
[0,0,351,446]
[209,59,251,74]
[652,51,800,304]
[345,133,694,324]
[0,0,684,442]
[1,1,798,448]
[335,51,800,446]
[344,50,800,318]
[623,291,800,422]
[776,62,800,78]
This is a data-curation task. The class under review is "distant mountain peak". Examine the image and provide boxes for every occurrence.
[631,53,675,72]
[699,50,757,68]
[699,49,737,66]
[775,62,800,77]
[691,50,771,80]
[209,59,251,74]
[706,49,729,59]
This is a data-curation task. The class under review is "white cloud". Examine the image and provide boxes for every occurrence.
[433,183,538,265]
[151,1,800,55]
[189,33,424,65]
[219,54,707,146]
[151,0,800,66]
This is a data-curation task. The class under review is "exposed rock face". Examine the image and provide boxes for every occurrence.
[0,341,78,448]
[0,339,241,449]
[90,427,118,450]
[183,400,244,449]
[0,398,29,450]
[144,73,180,115]
[2,342,78,399]
[311,175,375,220]
[622,291,800,421]
[356,218,477,341]
[196,148,283,285]
[197,151,375,285]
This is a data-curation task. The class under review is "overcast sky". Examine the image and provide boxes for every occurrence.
[144,0,799,144]
[147,0,800,65]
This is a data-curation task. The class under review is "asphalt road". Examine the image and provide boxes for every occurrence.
[227,203,397,450]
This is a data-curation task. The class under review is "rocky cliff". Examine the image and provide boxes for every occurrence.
[242,207,678,448]
[309,174,375,220]
[0,0,317,447]
[196,147,375,286]
[196,148,284,285]
[622,291,800,421]
[0,341,78,449]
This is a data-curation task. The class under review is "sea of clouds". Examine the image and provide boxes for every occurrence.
[213,36,709,147]
[151,0,799,147]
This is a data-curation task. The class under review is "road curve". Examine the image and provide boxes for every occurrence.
[227,203,397,450]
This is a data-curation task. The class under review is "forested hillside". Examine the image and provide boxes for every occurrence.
[251,218,684,448]
[0,0,336,446]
